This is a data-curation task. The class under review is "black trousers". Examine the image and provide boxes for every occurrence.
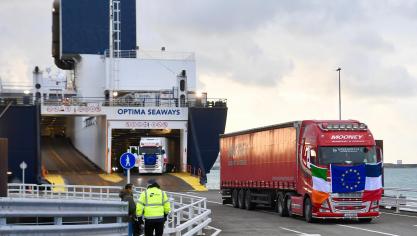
[132,219,142,236]
[144,220,164,236]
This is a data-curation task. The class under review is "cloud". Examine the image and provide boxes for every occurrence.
[0,0,53,84]
[341,53,417,98]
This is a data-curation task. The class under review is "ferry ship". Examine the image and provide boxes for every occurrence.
[0,0,227,184]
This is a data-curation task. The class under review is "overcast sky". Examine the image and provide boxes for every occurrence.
[1,0,417,163]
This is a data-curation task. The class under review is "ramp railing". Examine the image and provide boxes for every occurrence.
[0,197,128,236]
[381,187,417,213]
[4,184,214,235]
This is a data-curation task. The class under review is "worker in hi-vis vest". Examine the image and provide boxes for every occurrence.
[136,179,171,236]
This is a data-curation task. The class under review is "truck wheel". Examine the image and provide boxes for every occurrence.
[359,218,372,223]
[286,195,293,217]
[238,189,245,209]
[245,190,255,210]
[277,194,289,217]
[304,197,314,223]
[232,189,239,208]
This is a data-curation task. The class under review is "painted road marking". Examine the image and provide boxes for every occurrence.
[205,226,222,236]
[337,224,399,236]
[99,173,123,183]
[44,174,66,192]
[381,212,417,218]
[280,227,321,235]
[207,200,223,205]
[169,173,208,191]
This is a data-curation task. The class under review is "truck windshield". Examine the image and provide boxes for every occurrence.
[139,147,161,155]
[318,147,377,165]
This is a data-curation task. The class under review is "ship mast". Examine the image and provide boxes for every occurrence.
[109,0,121,97]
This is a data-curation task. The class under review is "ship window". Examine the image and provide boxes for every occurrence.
[180,80,186,91]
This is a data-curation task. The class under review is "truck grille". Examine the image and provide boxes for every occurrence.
[330,193,369,213]
[333,192,362,198]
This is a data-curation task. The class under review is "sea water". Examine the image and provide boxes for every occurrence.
[206,168,417,198]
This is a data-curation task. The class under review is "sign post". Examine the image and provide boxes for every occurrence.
[20,161,27,184]
[120,153,136,184]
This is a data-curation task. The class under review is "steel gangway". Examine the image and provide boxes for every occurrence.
[1,184,221,236]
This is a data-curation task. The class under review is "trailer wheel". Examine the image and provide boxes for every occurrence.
[286,195,293,217]
[304,197,314,223]
[238,189,245,209]
[277,194,289,217]
[245,190,255,210]
[232,189,239,208]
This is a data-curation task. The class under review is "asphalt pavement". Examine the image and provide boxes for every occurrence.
[189,190,417,236]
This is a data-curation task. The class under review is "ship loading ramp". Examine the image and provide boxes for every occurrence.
[40,115,202,191]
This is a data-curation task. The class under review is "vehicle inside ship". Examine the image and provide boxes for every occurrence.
[111,129,181,173]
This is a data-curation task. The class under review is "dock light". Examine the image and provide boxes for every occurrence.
[7,171,12,175]
[195,91,203,98]
[112,91,118,97]
[23,90,30,94]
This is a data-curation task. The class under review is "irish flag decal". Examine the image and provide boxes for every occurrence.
[311,164,330,206]
[363,162,383,202]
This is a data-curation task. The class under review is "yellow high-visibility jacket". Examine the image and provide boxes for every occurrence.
[136,187,171,220]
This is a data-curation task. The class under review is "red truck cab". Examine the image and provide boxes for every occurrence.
[293,120,382,221]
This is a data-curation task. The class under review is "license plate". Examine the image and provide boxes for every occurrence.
[344,213,357,218]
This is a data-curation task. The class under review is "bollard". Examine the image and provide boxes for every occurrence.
[395,194,400,213]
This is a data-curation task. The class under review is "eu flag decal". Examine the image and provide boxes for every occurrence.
[331,164,366,193]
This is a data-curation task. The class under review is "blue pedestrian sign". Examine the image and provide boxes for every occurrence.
[120,153,136,170]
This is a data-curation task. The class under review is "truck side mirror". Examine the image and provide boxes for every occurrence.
[376,146,383,163]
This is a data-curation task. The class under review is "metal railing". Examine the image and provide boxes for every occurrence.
[7,184,122,201]
[381,187,417,213]
[5,184,215,235]
[0,95,228,109]
[42,97,227,108]
[104,49,195,61]
[0,197,128,236]
[0,96,37,106]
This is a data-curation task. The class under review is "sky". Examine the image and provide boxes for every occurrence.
[1,0,417,164]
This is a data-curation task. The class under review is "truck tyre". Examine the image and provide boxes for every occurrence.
[304,197,314,223]
[232,189,239,208]
[277,194,289,217]
[238,189,245,209]
[245,190,255,210]
[286,195,293,217]
[359,218,372,223]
